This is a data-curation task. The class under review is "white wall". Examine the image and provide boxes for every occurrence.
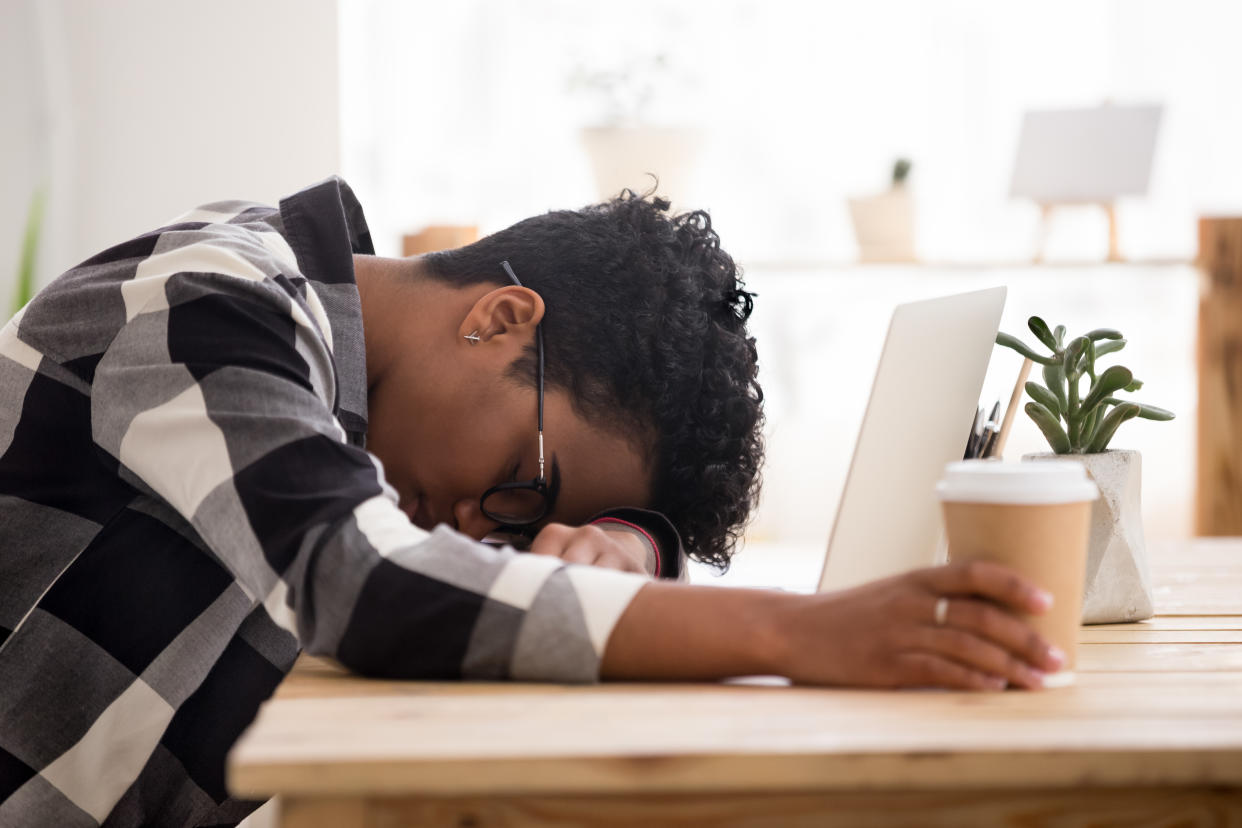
[0,1,50,307]
[341,0,1242,264]
[1,0,341,304]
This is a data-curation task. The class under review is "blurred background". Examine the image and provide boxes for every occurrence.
[4,0,1239,587]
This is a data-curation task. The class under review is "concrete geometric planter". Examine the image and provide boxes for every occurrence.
[1024,449,1155,624]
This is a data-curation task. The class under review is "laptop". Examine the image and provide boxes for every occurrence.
[816,286,1007,593]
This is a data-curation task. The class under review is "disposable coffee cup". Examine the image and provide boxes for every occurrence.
[936,460,1098,688]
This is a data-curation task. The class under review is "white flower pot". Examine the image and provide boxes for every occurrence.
[579,127,702,209]
[848,189,916,262]
[1024,449,1154,624]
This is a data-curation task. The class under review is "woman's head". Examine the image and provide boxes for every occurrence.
[422,191,763,570]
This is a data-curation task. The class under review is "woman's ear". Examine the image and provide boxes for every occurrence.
[459,285,545,346]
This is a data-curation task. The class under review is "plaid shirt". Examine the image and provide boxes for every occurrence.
[0,178,680,827]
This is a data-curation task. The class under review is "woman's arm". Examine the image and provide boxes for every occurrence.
[601,560,1065,690]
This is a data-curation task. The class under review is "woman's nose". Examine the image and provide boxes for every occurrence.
[452,498,499,541]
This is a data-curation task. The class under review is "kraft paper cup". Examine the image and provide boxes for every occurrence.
[937,460,1098,688]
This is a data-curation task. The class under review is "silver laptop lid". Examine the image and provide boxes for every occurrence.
[817,286,1006,592]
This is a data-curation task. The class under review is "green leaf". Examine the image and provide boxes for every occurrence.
[1080,402,1107,449]
[1125,379,1144,392]
[1102,398,1175,421]
[1025,381,1061,417]
[1079,365,1134,416]
[1093,339,1127,358]
[1085,328,1123,341]
[1063,336,1090,380]
[995,332,1058,365]
[1053,325,1067,347]
[1027,316,1058,351]
[892,158,912,186]
[1087,402,1140,453]
[1134,403,1173,421]
[14,189,45,315]
[1080,339,1096,382]
[1043,362,1067,414]
[1026,401,1072,454]
[1067,376,1081,445]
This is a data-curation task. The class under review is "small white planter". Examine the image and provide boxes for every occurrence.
[848,189,916,262]
[1024,449,1154,624]
[579,127,702,208]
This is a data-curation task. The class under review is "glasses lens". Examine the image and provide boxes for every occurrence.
[481,486,548,526]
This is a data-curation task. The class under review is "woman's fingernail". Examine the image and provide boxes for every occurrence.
[1025,669,1046,689]
[1046,646,1066,668]
[1033,589,1054,610]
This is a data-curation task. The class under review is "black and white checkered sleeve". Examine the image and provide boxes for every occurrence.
[88,237,648,683]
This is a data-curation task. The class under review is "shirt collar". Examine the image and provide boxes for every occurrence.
[278,177,375,445]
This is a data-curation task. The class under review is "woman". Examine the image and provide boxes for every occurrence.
[0,178,1059,826]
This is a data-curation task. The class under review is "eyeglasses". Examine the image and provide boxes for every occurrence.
[478,261,553,532]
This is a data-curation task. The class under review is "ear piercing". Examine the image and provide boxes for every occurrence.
[464,330,481,344]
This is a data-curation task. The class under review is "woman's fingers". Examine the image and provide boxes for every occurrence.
[527,524,570,557]
[527,524,647,573]
[911,625,1045,689]
[561,535,646,572]
[938,597,1065,674]
[529,524,594,563]
[916,563,1065,675]
[919,560,1053,615]
[894,652,1007,692]
[559,538,601,566]
[595,549,646,573]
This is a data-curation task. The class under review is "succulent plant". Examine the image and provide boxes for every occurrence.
[891,158,912,188]
[995,316,1174,454]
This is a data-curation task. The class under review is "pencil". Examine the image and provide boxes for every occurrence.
[965,406,984,459]
[992,358,1033,458]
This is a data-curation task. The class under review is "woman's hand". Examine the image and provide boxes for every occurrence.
[527,522,650,574]
[771,560,1065,690]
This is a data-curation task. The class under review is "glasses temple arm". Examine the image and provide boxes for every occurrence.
[501,260,547,476]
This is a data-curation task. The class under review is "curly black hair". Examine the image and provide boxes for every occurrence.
[422,191,763,571]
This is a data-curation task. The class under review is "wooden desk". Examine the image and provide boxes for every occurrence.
[229,539,1242,827]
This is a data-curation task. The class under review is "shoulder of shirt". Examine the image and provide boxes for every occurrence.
[14,203,319,374]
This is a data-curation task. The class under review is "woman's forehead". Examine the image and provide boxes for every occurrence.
[541,392,653,522]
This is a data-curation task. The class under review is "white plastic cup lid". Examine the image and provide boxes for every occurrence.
[936,460,1099,504]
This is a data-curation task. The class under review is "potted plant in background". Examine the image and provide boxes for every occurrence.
[848,157,917,263]
[10,189,44,316]
[996,317,1175,623]
[568,52,702,208]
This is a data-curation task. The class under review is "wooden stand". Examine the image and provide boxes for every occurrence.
[1034,202,1122,263]
[1196,217,1242,535]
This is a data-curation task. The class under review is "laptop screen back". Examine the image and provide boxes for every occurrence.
[817,286,1006,592]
